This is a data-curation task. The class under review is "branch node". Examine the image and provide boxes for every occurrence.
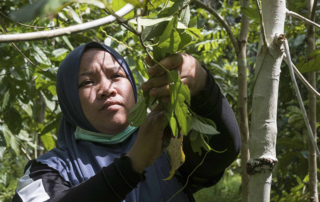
[246,158,278,176]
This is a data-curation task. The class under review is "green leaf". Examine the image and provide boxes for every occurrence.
[178,31,193,51]
[62,36,74,50]
[191,116,219,135]
[180,5,190,27]
[169,116,178,137]
[189,16,197,28]
[185,27,201,38]
[0,146,6,160]
[112,0,134,18]
[158,15,178,44]
[2,90,10,111]
[277,137,304,149]
[189,130,198,141]
[42,92,56,111]
[190,133,210,155]
[296,49,320,73]
[241,6,259,19]
[40,113,62,135]
[79,0,105,8]
[41,133,56,151]
[3,125,20,155]
[128,98,147,127]
[51,48,69,61]
[125,0,146,7]
[130,17,187,30]
[68,7,82,23]
[167,0,184,16]
[142,22,169,41]
[33,44,51,66]
[287,106,302,115]
[158,29,181,54]
[149,0,167,8]
[9,0,52,22]
[21,101,33,118]
[3,108,22,135]
[136,59,149,79]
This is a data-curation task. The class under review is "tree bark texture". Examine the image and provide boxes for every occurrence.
[237,0,250,201]
[307,1,318,201]
[248,0,286,201]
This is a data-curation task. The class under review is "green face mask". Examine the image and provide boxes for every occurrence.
[74,125,138,144]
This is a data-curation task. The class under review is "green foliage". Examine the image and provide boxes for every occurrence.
[296,49,320,73]
[241,6,259,19]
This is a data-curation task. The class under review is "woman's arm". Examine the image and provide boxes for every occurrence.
[12,156,144,202]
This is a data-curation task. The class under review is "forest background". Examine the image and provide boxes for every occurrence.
[0,0,319,201]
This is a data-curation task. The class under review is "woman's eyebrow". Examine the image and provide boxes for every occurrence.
[78,71,95,77]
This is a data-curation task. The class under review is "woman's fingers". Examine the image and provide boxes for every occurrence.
[147,54,183,77]
[149,84,170,97]
[141,73,168,92]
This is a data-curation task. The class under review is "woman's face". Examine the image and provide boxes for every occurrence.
[78,48,135,134]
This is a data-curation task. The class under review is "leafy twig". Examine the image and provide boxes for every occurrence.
[21,147,32,160]
[283,56,320,99]
[283,39,320,159]
[100,27,133,51]
[255,0,268,47]
[286,9,320,29]
[0,4,134,42]
[191,0,240,53]
[167,151,209,202]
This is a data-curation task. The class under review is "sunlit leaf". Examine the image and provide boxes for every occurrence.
[2,90,10,111]
[186,27,201,38]
[180,5,190,27]
[41,133,56,151]
[112,0,134,18]
[241,6,259,19]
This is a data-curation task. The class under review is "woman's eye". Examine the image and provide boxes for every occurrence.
[78,80,93,88]
[111,74,124,79]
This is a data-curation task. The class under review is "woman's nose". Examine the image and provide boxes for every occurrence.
[96,78,117,99]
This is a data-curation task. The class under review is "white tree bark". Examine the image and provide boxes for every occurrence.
[307,1,318,201]
[248,0,286,201]
[238,1,250,201]
[0,4,134,43]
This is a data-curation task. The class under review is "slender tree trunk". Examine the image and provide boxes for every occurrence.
[307,1,318,201]
[237,0,250,201]
[248,0,286,201]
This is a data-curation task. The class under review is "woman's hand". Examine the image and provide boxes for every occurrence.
[126,105,166,173]
[141,53,208,103]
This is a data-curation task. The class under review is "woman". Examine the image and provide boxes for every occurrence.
[13,42,240,202]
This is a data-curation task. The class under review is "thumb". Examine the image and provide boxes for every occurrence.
[145,56,155,67]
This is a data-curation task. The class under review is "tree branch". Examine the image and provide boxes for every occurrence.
[283,57,320,99]
[191,0,240,53]
[310,0,318,21]
[0,4,134,43]
[255,0,268,47]
[286,9,320,29]
[283,39,320,159]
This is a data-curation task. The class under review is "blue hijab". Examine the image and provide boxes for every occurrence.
[36,42,189,201]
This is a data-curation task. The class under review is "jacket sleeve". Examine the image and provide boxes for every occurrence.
[12,155,144,202]
[178,67,241,192]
